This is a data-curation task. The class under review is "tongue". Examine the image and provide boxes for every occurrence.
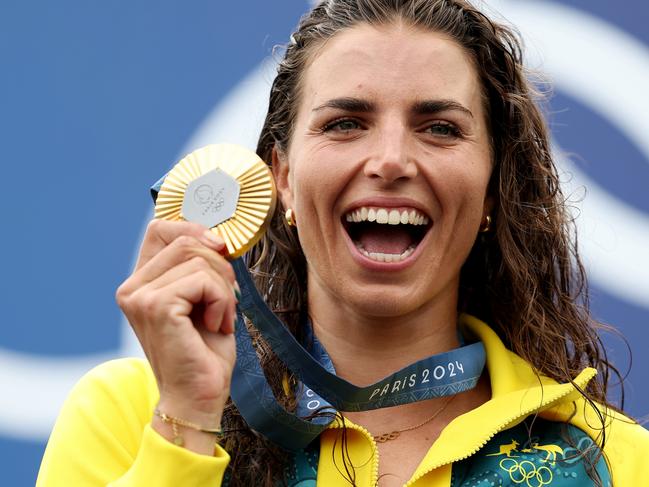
[357,225,414,254]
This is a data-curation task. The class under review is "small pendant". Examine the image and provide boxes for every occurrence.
[374,431,400,443]
[173,436,185,447]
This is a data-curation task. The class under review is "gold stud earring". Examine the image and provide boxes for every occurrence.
[285,208,296,227]
[479,215,492,233]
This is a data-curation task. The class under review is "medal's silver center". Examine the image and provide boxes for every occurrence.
[181,169,240,228]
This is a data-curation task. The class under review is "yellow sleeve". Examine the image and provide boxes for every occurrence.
[36,358,230,487]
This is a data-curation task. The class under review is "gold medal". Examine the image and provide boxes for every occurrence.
[154,144,276,258]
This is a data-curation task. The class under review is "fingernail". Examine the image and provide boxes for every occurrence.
[202,230,224,249]
[233,281,241,301]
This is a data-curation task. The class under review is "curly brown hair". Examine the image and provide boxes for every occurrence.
[219,1,622,484]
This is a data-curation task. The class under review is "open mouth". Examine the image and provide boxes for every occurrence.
[342,207,430,263]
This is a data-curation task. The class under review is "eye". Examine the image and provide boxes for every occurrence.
[322,118,362,133]
[425,121,461,138]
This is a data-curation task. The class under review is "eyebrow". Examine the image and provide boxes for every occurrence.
[312,97,473,118]
[313,97,375,113]
[412,99,473,118]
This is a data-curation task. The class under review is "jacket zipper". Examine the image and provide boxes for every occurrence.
[327,419,381,486]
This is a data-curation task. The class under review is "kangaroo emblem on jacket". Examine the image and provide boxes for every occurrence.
[524,443,566,466]
[487,439,565,463]
[486,439,520,457]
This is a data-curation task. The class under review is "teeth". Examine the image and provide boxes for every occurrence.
[344,206,429,226]
[347,207,428,263]
[356,243,416,262]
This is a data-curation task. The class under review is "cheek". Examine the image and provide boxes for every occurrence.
[432,157,492,214]
[289,146,356,216]
[290,163,336,232]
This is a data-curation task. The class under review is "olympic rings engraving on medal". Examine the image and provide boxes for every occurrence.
[194,184,225,215]
[499,457,553,487]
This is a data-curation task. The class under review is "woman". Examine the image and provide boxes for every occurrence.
[37,0,649,486]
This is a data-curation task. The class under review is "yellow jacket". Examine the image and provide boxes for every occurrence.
[37,316,649,486]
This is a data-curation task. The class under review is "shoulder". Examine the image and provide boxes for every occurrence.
[37,358,161,485]
[63,357,159,435]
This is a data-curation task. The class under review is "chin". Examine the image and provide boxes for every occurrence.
[343,285,423,319]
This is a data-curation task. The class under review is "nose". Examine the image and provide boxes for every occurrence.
[363,124,417,183]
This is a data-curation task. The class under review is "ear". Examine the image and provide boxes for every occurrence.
[272,145,294,212]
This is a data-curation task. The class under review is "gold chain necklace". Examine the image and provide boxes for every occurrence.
[372,395,456,443]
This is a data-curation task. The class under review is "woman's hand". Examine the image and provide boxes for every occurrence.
[115,219,237,453]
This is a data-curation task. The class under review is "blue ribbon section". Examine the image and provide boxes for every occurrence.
[232,258,486,413]
[230,306,334,450]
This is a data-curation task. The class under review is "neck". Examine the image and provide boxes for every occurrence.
[308,281,461,386]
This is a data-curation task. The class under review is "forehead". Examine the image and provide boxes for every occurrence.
[300,23,482,113]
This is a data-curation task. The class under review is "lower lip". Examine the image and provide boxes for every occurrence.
[341,224,430,271]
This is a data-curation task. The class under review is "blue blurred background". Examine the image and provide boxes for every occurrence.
[1,1,647,485]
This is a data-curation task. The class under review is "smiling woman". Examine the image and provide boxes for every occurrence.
[273,24,492,326]
[36,1,649,487]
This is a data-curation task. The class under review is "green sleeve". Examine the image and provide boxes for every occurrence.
[36,358,230,487]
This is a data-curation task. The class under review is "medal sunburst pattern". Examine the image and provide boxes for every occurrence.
[154,144,276,258]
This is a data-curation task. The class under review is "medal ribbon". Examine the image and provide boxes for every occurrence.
[232,258,485,412]
[229,258,486,450]
[230,303,334,450]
